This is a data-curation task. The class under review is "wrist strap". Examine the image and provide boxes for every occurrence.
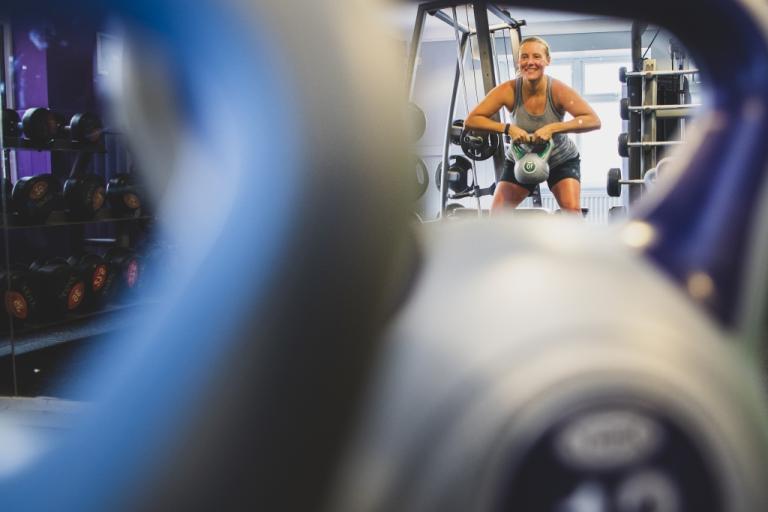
[503,123,510,136]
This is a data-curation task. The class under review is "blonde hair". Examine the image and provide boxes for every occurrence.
[519,36,551,61]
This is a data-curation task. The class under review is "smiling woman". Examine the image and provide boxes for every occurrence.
[465,35,601,213]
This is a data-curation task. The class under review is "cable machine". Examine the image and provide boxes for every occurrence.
[407,2,525,217]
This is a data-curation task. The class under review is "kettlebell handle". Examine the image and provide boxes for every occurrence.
[511,139,554,161]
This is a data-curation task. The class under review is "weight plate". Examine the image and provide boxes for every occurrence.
[618,132,629,158]
[407,102,426,142]
[460,128,500,161]
[607,168,622,197]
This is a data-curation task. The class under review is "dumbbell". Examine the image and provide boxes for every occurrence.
[107,174,144,216]
[55,112,104,143]
[64,174,106,219]
[15,108,60,143]
[11,174,62,223]
[435,155,473,194]
[2,109,21,138]
[449,119,464,145]
[67,254,112,308]
[2,107,59,143]
[104,247,142,299]
[607,160,669,197]
[28,258,86,318]
[0,267,40,325]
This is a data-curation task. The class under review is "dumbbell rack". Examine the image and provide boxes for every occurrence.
[0,130,153,387]
[615,62,698,205]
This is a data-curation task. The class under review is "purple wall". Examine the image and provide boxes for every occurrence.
[11,17,99,180]
[12,22,51,178]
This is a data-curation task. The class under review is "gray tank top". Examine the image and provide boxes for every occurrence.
[506,76,579,168]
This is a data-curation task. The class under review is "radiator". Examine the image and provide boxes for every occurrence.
[520,191,624,224]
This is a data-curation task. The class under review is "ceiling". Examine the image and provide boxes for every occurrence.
[386,4,631,41]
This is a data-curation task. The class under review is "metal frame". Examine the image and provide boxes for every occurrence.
[1,19,17,183]
[407,1,524,217]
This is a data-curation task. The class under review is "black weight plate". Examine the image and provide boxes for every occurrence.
[460,128,500,161]
[618,132,629,158]
[620,97,629,121]
[607,168,622,197]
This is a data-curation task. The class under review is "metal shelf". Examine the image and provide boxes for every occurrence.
[2,209,152,229]
[2,137,106,153]
[0,301,155,357]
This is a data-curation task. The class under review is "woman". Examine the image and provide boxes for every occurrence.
[464,36,601,213]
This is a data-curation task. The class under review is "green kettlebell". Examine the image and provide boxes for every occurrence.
[512,140,554,185]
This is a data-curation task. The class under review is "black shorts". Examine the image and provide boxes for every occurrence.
[500,155,581,194]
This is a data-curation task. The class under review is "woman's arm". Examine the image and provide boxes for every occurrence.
[532,79,601,142]
[464,81,531,142]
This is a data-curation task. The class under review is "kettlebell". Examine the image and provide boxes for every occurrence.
[512,140,554,185]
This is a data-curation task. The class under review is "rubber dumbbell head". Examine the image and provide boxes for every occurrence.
[107,174,143,216]
[105,247,142,298]
[69,112,103,143]
[0,267,40,324]
[28,258,85,317]
[67,253,111,308]
[21,107,58,143]
[64,174,106,219]
[11,174,62,223]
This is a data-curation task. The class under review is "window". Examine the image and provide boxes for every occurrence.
[543,51,631,193]
[547,63,573,88]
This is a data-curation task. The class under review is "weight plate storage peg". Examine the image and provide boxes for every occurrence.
[107,174,143,216]
[28,258,85,318]
[460,128,500,161]
[64,174,106,219]
[435,155,473,193]
[11,174,62,223]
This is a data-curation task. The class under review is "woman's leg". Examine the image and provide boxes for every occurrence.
[551,178,581,213]
[491,181,531,214]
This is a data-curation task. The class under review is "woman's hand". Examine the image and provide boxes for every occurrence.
[509,125,533,144]
[532,125,556,143]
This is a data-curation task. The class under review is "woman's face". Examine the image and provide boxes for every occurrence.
[518,42,550,81]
